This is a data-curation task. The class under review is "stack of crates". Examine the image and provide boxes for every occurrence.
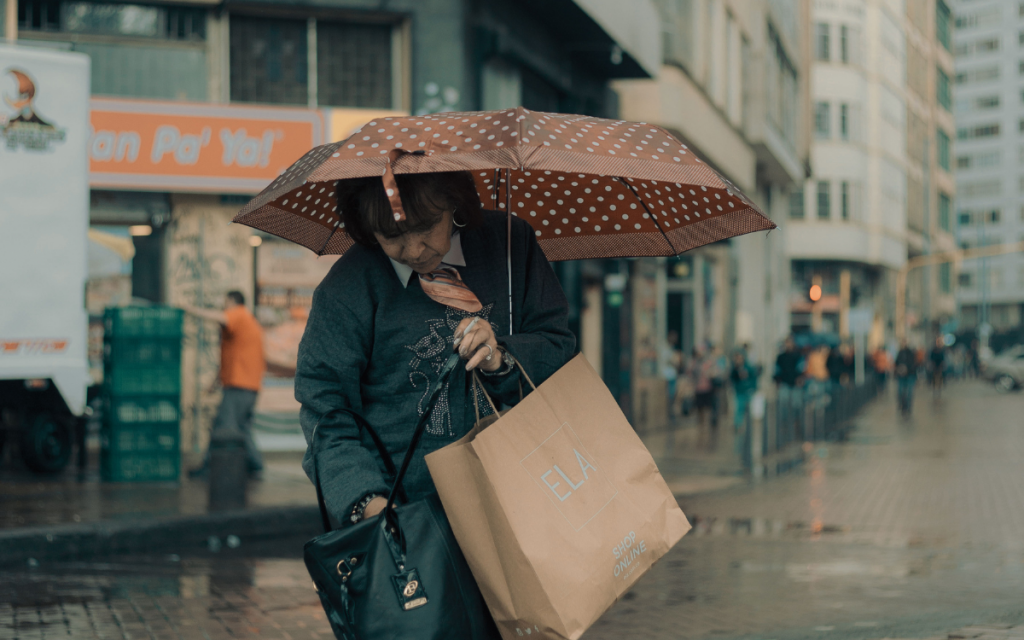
[101,307,184,482]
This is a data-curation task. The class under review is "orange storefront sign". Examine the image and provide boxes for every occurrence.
[89,98,325,194]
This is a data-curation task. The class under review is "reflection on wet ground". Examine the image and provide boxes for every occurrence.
[3,382,1024,640]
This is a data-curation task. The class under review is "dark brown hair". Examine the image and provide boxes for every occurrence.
[340,171,483,247]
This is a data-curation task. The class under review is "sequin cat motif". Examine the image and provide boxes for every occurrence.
[406,304,495,436]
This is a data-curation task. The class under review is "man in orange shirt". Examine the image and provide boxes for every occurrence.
[182,290,266,478]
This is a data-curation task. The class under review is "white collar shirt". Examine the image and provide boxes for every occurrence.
[388,232,466,287]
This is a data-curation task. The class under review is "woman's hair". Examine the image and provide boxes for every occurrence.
[339,171,483,247]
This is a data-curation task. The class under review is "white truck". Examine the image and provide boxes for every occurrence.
[0,44,92,473]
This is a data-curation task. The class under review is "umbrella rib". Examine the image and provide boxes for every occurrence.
[315,214,343,256]
[617,177,680,256]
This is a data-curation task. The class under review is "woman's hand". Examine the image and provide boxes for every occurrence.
[453,316,501,372]
[362,496,389,520]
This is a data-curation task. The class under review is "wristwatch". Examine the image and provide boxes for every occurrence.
[480,346,515,377]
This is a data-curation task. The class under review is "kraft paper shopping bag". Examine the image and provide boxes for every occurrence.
[426,353,690,640]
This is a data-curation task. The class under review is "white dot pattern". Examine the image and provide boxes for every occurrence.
[233,107,773,261]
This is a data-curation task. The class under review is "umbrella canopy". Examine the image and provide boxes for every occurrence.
[234,108,775,261]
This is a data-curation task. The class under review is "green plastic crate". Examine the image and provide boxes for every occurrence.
[104,307,184,338]
[101,423,180,482]
[104,337,182,368]
[103,366,181,396]
[103,396,181,427]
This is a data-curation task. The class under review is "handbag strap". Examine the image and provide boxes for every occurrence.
[310,405,406,533]
[383,353,461,520]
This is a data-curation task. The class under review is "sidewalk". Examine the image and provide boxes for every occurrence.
[0,402,759,565]
[0,449,320,565]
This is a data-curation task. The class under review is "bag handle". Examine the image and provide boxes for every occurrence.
[309,405,407,533]
[470,354,536,424]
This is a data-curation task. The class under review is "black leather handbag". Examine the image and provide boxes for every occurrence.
[304,353,500,640]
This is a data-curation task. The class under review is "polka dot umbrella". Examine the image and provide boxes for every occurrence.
[233,107,775,261]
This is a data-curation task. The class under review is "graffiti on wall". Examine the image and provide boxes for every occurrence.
[165,198,254,453]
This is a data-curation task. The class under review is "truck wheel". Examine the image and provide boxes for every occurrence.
[20,413,72,474]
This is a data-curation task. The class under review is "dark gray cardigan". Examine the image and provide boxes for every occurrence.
[295,211,576,523]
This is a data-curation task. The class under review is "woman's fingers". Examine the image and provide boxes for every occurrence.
[458,323,490,357]
[453,316,480,348]
[465,343,495,371]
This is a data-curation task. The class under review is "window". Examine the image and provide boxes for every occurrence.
[937,0,951,51]
[230,15,396,108]
[959,272,972,288]
[317,22,394,108]
[960,181,1002,197]
[789,188,805,219]
[815,102,831,139]
[959,212,972,226]
[978,96,1000,109]
[956,66,1000,84]
[940,263,951,294]
[18,0,206,39]
[937,128,951,171]
[841,181,850,220]
[840,103,849,140]
[937,68,951,111]
[816,23,830,61]
[18,0,208,100]
[840,25,849,63]
[816,181,831,220]
[956,124,999,141]
[939,192,951,231]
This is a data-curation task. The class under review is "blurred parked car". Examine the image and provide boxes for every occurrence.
[982,345,1024,392]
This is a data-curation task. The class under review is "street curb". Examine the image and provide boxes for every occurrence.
[0,505,322,567]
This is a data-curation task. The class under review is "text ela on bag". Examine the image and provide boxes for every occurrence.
[539,449,597,501]
[612,531,648,579]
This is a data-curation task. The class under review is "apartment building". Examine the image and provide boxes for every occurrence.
[952,0,1024,331]
[788,0,912,347]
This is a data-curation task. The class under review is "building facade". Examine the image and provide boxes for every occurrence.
[905,0,957,339]
[952,0,1024,332]
[10,0,659,448]
[789,0,914,348]
[614,0,811,417]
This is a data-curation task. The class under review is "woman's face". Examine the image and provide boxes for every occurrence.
[374,209,453,274]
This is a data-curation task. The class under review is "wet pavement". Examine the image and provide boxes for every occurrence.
[0,451,317,531]
[3,380,1024,639]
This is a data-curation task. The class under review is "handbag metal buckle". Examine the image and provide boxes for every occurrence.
[336,559,353,580]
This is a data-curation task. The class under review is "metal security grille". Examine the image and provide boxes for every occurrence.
[316,21,392,109]
[230,15,308,106]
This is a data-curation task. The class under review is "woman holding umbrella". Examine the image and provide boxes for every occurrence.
[294,170,576,526]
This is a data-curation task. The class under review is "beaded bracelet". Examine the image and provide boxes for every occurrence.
[350,493,384,524]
